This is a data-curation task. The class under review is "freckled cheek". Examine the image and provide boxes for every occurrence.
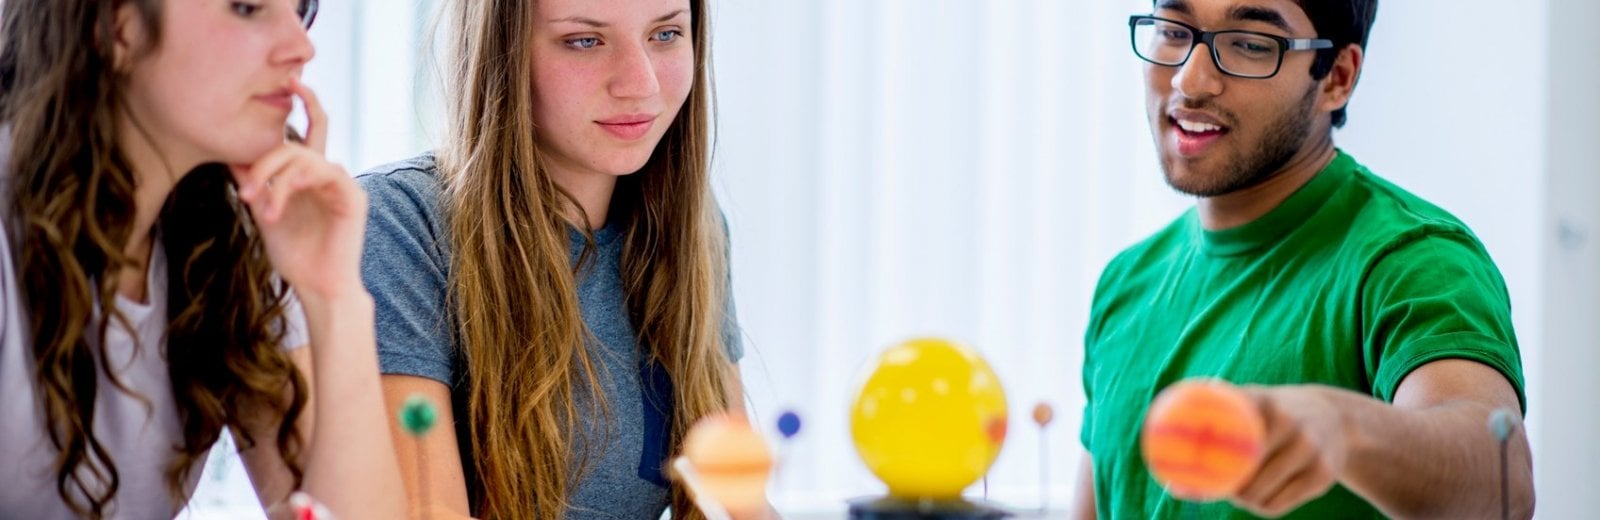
[655,53,696,110]
[534,60,602,129]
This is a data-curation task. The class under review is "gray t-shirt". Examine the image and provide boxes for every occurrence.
[0,220,309,519]
[357,154,742,519]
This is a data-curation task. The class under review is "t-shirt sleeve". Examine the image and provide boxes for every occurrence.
[1079,248,1131,450]
[1080,305,1098,449]
[719,211,744,363]
[1362,233,1525,411]
[721,287,744,363]
[359,172,456,385]
[1079,382,1095,449]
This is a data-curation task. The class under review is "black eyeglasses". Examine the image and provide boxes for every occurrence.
[298,0,319,29]
[1128,15,1332,79]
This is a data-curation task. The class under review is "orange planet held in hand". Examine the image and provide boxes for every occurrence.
[1140,379,1265,501]
[682,413,774,516]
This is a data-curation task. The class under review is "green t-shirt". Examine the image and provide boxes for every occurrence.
[1079,150,1525,519]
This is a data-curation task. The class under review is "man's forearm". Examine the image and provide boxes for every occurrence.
[1332,389,1533,519]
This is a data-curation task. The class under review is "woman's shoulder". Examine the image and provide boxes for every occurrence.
[357,153,444,220]
[357,152,440,189]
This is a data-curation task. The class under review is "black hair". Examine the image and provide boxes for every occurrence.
[1298,0,1379,128]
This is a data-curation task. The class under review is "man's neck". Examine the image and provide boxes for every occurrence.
[1197,140,1338,231]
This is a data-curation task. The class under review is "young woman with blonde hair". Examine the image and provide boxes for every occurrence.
[360,0,750,518]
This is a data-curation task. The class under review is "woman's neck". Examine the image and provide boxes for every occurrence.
[113,114,196,302]
[547,164,618,231]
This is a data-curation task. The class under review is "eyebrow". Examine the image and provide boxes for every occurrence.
[1154,1,1295,33]
[549,9,689,28]
[1228,5,1292,32]
[1155,0,1191,15]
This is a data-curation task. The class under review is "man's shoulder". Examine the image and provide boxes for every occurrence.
[1100,209,1198,283]
[1339,161,1486,261]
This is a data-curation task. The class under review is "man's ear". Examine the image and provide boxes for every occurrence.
[1318,44,1364,114]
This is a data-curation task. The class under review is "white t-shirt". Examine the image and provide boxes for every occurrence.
[0,221,308,519]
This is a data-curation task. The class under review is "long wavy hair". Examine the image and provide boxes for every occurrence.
[0,1,307,517]
[436,0,737,517]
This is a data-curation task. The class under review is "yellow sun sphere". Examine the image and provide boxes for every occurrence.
[850,337,1009,500]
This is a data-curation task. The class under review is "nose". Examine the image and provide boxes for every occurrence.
[269,7,316,69]
[1172,42,1224,100]
[608,40,660,100]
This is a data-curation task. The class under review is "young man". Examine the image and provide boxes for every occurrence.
[1074,1,1534,518]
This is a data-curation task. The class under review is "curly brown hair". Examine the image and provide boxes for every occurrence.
[0,1,308,517]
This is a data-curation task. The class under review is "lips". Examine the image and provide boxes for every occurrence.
[1168,108,1231,157]
[255,89,294,112]
[596,113,656,141]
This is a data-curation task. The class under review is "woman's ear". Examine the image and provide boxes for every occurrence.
[109,3,151,73]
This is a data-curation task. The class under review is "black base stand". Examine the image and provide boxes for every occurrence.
[847,497,1012,520]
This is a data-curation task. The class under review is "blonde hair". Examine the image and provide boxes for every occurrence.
[435,0,736,517]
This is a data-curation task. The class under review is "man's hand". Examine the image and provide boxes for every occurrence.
[1229,385,1351,517]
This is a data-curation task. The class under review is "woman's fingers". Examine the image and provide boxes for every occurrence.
[290,77,328,154]
[234,145,300,201]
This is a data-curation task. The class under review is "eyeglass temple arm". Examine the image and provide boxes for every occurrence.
[1287,39,1336,51]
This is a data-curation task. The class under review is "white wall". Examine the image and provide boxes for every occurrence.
[1536,0,1600,516]
[300,0,438,173]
